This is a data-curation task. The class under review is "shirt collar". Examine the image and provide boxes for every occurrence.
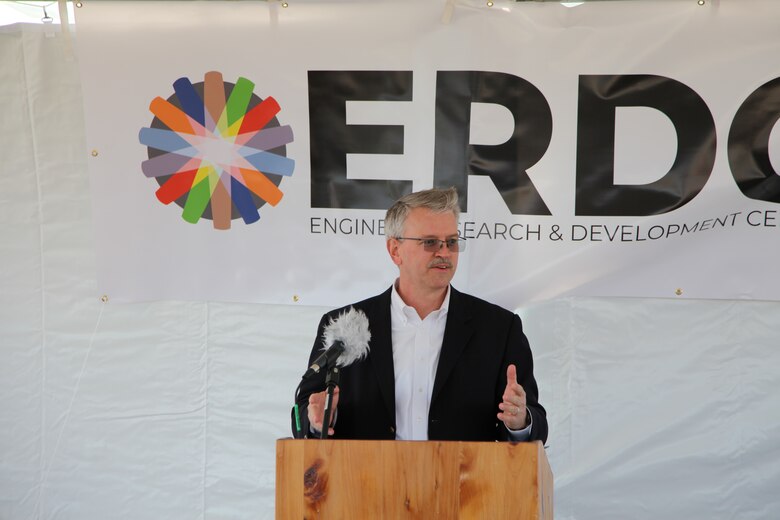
[391,279,451,323]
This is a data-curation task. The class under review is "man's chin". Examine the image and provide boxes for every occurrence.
[427,269,454,285]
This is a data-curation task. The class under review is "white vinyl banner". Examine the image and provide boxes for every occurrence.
[77,0,780,308]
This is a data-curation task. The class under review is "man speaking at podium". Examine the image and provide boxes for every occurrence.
[293,188,547,443]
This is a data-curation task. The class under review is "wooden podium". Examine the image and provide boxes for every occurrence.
[276,439,552,519]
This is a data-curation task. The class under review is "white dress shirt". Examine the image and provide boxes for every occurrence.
[390,282,450,440]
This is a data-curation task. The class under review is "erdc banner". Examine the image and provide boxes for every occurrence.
[77,0,780,309]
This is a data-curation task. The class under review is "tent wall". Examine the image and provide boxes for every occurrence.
[1,21,779,520]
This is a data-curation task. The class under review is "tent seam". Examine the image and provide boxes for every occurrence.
[19,26,48,520]
[203,301,210,520]
[38,304,106,493]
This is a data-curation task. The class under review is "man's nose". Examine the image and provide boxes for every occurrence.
[435,241,452,256]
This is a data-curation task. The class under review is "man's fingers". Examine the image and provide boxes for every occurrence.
[308,387,339,433]
[510,389,526,405]
[505,384,526,401]
[498,367,529,430]
[324,386,340,420]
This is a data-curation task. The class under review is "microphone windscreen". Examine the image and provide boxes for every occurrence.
[321,307,371,367]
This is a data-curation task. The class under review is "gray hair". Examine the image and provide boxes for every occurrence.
[384,187,460,238]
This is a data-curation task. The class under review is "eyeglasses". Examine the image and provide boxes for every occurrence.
[395,236,466,252]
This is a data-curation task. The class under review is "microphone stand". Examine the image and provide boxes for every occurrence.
[320,365,340,440]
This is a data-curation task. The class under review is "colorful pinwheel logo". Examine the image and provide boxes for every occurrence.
[139,72,294,229]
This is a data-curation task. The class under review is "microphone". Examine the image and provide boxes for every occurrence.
[303,306,371,379]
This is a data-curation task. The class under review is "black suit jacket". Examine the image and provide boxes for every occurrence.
[293,286,548,443]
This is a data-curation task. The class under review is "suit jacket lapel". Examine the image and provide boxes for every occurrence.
[367,288,396,423]
[431,287,474,405]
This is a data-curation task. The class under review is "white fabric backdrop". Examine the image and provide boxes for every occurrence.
[1,17,780,520]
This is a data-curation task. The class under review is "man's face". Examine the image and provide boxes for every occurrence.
[388,207,459,294]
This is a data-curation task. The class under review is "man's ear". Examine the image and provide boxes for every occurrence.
[387,239,402,266]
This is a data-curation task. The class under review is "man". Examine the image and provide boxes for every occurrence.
[293,188,547,442]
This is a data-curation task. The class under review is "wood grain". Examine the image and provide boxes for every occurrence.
[276,439,552,520]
